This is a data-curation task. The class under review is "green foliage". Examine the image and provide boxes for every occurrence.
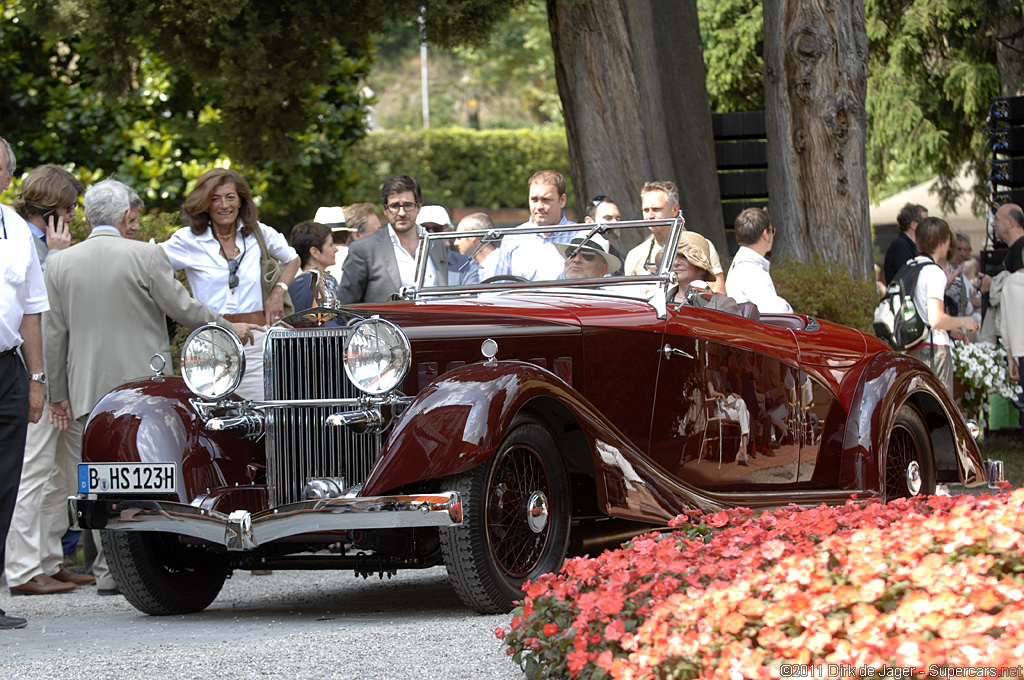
[864,0,1001,213]
[2,0,532,223]
[453,1,562,126]
[344,127,573,210]
[369,2,559,130]
[771,255,880,332]
[0,0,376,223]
[19,0,522,165]
[697,0,764,112]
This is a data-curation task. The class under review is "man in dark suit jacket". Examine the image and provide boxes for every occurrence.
[338,175,479,305]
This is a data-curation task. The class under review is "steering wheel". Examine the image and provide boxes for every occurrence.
[481,275,528,284]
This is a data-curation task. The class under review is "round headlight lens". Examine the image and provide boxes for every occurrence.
[344,318,411,395]
[181,324,246,400]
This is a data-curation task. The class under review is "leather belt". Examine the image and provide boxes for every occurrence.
[224,311,267,325]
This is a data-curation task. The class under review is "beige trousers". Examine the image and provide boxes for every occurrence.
[4,410,85,587]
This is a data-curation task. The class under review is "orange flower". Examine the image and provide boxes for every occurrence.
[719,611,747,636]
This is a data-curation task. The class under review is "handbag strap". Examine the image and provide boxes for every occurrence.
[249,222,271,260]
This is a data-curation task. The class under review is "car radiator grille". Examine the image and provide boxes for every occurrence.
[264,327,382,507]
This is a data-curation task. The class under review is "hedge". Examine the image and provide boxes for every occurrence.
[342,127,575,210]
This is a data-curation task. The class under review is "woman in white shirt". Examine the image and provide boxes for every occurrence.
[161,169,299,399]
[907,217,978,394]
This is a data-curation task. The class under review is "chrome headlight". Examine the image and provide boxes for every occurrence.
[181,324,245,400]
[344,318,411,395]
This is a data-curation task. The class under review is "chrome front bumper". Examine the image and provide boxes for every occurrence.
[68,492,463,551]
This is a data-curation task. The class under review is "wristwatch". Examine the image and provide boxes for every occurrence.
[28,373,46,385]
[275,281,289,293]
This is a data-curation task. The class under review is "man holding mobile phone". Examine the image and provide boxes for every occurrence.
[11,165,82,270]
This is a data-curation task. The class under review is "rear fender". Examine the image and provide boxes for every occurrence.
[83,377,265,504]
[362,361,712,522]
[840,353,985,492]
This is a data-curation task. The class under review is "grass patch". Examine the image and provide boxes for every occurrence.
[980,431,1024,487]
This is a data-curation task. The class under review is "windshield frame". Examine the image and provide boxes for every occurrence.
[406,216,688,303]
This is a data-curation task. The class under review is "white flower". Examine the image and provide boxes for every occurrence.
[952,341,1021,420]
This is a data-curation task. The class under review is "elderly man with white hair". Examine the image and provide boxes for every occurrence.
[39,178,258,596]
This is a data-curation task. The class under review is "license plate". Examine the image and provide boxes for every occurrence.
[78,463,176,494]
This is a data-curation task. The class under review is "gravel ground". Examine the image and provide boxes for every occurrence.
[0,566,525,680]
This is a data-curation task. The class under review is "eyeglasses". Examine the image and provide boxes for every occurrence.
[221,238,246,288]
[386,201,418,213]
[567,249,598,262]
[590,195,611,206]
[227,257,241,289]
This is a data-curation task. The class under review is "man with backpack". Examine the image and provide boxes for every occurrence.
[905,217,978,393]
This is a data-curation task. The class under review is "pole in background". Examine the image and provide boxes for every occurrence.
[419,6,430,129]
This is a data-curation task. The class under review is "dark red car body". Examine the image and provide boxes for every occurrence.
[71,221,987,616]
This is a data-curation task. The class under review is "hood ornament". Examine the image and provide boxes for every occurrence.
[309,269,339,309]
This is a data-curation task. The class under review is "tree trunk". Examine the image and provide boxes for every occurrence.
[994,0,1024,96]
[547,0,725,254]
[763,0,872,276]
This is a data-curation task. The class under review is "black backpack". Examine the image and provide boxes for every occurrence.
[873,256,937,351]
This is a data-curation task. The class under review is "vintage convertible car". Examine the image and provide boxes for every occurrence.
[69,218,995,616]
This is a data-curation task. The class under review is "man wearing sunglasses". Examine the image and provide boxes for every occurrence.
[338,175,479,305]
[553,235,620,280]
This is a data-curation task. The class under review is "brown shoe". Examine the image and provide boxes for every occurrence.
[10,574,77,596]
[52,567,95,585]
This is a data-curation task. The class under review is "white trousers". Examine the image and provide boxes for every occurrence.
[717,395,751,436]
[5,409,85,587]
[234,329,267,401]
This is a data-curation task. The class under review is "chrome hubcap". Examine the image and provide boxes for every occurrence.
[906,460,922,496]
[525,491,549,533]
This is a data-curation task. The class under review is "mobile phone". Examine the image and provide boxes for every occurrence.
[40,209,57,226]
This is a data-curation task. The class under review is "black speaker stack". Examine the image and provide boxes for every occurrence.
[988,95,1024,215]
[983,95,1024,271]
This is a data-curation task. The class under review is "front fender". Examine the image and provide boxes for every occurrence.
[840,352,985,492]
[362,361,718,522]
[363,361,585,496]
[83,377,265,504]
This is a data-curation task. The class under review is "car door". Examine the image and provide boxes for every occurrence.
[648,303,804,490]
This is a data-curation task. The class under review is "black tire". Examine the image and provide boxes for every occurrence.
[101,531,227,615]
[439,416,571,614]
[883,405,936,501]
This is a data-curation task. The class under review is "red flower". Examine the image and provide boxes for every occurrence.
[542,623,559,636]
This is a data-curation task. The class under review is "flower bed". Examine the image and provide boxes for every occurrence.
[498,492,1024,679]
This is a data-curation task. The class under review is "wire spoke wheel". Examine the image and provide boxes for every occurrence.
[439,415,570,614]
[883,405,935,501]
[486,441,552,579]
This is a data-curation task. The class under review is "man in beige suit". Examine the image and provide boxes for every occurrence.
[39,179,256,596]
